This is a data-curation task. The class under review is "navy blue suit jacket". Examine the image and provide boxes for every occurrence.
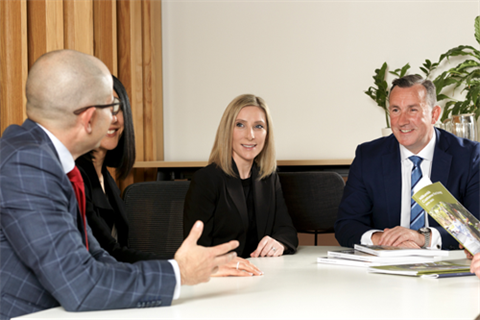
[0,120,176,320]
[335,128,480,249]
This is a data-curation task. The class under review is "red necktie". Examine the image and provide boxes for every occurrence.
[67,166,89,250]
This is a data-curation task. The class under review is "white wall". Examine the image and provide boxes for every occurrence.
[162,0,479,161]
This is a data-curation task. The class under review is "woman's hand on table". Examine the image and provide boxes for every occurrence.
[211,257,263,277]
[250,236,285,257]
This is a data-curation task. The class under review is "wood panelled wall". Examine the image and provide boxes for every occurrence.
[0,0,162,190]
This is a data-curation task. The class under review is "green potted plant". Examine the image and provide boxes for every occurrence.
[364,62,410,136]
[434,16,480,122]
[366,16,480,141]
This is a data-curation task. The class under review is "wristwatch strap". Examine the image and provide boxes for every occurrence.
[420,228,431,249]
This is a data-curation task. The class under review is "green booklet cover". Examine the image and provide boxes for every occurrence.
[369,261,471,276]
[412,181,480,255]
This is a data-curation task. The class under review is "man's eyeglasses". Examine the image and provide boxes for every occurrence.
[73,97,122,116]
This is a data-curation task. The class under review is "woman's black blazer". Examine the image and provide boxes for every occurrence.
[76,156,161,263]
[183,163,298,257]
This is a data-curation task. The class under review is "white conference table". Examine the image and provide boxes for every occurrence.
[14,246,480,320]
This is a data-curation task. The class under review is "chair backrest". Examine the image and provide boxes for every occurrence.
[123,181,190,259]
[278,172,345,233]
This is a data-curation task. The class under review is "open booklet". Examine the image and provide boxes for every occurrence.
[368,261,472,277]
[412,181,480,256]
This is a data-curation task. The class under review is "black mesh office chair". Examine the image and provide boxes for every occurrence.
[123,181,190,259]
[278,172,345,245]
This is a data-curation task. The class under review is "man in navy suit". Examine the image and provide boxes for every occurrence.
[0,50,238,320]
[335,75,480,250]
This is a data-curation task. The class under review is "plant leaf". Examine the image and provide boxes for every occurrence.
[475,16,480,46]
[436,94,451,102]
[438,45,480,63]
[441,100,457,122]
[451,101,463,115]
[365,62,389,111]
[399,63,411,77]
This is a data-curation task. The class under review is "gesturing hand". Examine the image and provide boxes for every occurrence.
[174,221,239,285]
[250,236,285,258]
[212,257,263,277]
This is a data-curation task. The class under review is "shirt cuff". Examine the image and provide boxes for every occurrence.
[428,228,442,249]
[168,259,181,300]
[360,230,383,245]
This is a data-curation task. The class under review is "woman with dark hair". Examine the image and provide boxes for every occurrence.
[183,94,298,276]
[76,75,162,263]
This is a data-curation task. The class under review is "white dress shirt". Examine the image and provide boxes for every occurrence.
[361,132,441,249]
[37,123,181,298]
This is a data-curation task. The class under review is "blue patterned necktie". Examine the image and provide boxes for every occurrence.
[409,156,424,230]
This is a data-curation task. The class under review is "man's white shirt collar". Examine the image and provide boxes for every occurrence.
[37,123,75,174]
[399,129,437,161]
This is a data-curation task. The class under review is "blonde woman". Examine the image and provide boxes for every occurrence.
[183,94,298,276]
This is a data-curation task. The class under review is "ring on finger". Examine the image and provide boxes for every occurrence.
[236,261,240,270]
[272,247,276,252]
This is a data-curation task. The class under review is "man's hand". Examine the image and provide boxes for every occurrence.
[371,232,383,245]
[470,253,480,278]
[372,231,421,248]
[250,236,285,257]
[394,240,422,248]
[377,226,426,247]
[211,257,263,277]
[460,244,474,260]
[174,221,239,285]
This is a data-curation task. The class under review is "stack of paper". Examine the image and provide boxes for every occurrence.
[353,244,449,257]
[317,245,448,268]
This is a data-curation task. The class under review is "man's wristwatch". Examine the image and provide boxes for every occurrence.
[418,227,431,249]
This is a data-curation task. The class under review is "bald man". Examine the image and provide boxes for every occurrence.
[0,50,238,320]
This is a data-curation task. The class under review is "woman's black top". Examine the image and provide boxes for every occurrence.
[76,155,163,263]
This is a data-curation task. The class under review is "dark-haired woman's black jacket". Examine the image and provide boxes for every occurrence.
[183,162,298,258]
[76,156,162,263]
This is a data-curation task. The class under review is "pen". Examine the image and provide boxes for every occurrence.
[421,272,475,279]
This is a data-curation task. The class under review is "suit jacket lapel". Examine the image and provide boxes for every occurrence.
[29,120,84,245]
[431,128,452,184]
[382,137,402,226]
[226,164,249,232]
[252,165,271,238]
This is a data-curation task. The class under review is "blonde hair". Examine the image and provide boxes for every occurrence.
[208,94,276,180]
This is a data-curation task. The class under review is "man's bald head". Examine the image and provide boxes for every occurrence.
[26,50,113,129]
